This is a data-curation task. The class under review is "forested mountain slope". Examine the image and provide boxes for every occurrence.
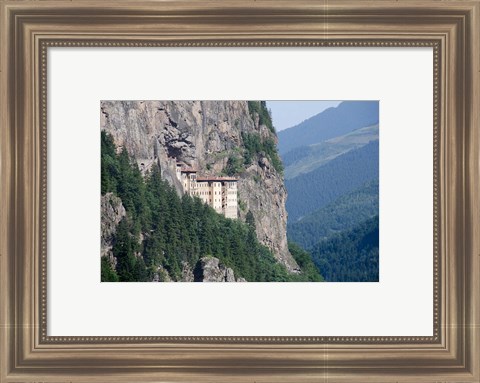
[287,179,379,249]
[101,100,297,272]
[310,216,379,282]
[101,132,323,282]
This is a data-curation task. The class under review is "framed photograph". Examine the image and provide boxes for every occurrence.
[1,1,479,382]
[99,99,378,284]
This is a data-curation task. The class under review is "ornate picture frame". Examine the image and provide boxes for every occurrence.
[1,1,478,381]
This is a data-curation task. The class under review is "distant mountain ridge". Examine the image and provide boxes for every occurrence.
[285,140,379,222]
[283,124,379,180]
[278,101,379,155]
[276,101,380,282]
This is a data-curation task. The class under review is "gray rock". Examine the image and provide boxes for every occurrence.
[152,266,172,282]
[194,257,240,282]
[225,267,236,282]
[180,261,194,282]
[100,193,126,258]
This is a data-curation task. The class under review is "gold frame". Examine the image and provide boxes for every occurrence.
[1,1,479,382]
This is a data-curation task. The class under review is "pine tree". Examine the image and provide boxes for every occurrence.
[113,218,137,282]
[101,256,119,282]
[246,210,256,231]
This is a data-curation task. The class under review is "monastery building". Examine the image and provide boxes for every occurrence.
[171,159,238,219]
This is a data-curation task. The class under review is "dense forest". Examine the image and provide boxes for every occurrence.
[310,216,379,282]
[287,179,379,249]
[101,131,323,282]
[285,140,379,222]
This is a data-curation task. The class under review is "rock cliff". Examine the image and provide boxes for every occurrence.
[100,100,298,272]
[100,192,126,258]
[193,257,246,282]
[100,192,126,270]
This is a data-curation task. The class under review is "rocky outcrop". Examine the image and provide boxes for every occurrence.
[101,192,126,258]
[180,261,194,282]
[193,257,245,282]
[152,265,172,282]
[100,101,298,272]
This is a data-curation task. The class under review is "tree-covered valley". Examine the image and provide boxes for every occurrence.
[276,100,380,282]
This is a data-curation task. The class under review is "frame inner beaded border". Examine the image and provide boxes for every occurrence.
[39,39,441,345]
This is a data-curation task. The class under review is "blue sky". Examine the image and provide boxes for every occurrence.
[266,101,341,132]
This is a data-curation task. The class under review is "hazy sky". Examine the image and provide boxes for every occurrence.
[266,101,341,132]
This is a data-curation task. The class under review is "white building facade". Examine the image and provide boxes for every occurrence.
[172,159,238,219]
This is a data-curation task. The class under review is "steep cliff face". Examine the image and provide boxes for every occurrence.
[194,257,246,282]
[100,192,126,259]
[100,192,126,275]
[100,100,298,272]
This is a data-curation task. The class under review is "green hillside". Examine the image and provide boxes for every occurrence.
[310,216,379,282]
[287,179,379,249]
